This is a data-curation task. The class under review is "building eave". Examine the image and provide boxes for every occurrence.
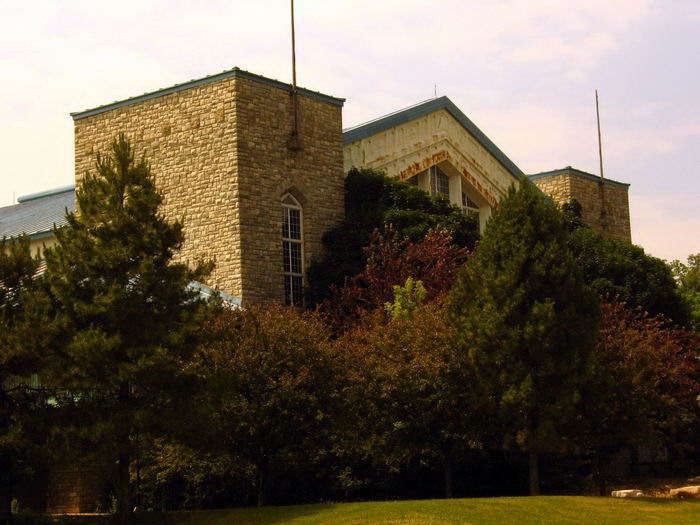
[528,167,630,188]
[342,96,525,183]
[71,67,345,120]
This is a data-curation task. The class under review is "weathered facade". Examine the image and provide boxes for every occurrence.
[342,97,525,232]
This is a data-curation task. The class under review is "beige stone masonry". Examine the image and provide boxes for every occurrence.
[74,74,344,305]
[531,171,631,242]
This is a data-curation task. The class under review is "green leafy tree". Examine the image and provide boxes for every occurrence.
[448,179,599,495]
[566,221,687,326]
[384,277,427,321]
[343,296,489,499]
[671,254,700,330]
[0,236,50,521]
[196,305,340,507]
[306,168,479,306]
[43,135,213,523]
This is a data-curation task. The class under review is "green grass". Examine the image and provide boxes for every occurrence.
[19,496,700,525]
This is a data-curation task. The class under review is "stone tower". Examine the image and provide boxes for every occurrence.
[529,166,631,242]
[72,68,345,305]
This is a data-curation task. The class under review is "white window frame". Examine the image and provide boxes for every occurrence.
[282,193,304,306]
[462,192,480,217]
[429,165,450,198]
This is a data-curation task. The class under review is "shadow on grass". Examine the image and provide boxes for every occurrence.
[11,504,341,525]
[126,504,342,525]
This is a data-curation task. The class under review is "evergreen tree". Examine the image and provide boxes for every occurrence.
[43,135,213,523]
[0,236,49,522]
[448,179,599,495]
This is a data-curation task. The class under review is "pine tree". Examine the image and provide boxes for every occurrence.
[0,236,49,521]
[43,135,213,523]
[448,179,599,495]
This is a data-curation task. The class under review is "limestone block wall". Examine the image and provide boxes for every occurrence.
[74,77,243,298]
[234,76,345,305]
[531,170,631,242]
[73,70,345,304]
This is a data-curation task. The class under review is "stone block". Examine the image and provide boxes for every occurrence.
[611,489,644,498]
[669,486,700,498]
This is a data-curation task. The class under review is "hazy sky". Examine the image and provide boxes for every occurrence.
[1,0,698,262]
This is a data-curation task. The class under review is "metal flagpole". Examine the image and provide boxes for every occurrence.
[288,0,301,150]
[595,89,607,228]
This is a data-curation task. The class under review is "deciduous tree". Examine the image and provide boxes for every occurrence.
[306,168,478,306]
[196,305,340,507]
[322,229,468,331]
[342,292,490,499]
[581,299,700,494]
[671,254,700,330]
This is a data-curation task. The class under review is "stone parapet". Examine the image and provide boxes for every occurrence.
[530,169,631,242]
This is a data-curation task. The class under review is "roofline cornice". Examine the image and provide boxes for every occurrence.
[342,96,525,182]
[71,67,345,120]
[528,167,630,188]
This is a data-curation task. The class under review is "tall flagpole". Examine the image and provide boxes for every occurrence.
[288,0,301,150]
[595,89,606,228]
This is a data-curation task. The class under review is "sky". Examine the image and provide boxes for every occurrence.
[0,0,698,262]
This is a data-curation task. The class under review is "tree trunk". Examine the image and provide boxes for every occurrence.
[629,446,640,477]
[444,452,454,499]
[256,464,266,507]
[0,489,11,525]
[529,450,540,496]
[592,450,606,496]
[117,382,131,525]
[0,468,14,525]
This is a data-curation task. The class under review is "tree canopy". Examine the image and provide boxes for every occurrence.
[671,253,700,330]
[449,179,599,495]
[0,236,50,520]
[196,305,340,507]
[562,199,688,326]
[306,167,479,306]
[42,134,214,523]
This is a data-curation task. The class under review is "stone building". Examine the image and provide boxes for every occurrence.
[0,67,634,513]
[1,67,631,309]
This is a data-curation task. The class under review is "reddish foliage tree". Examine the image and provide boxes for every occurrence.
[581,299,700,493]
[322,229,469,330]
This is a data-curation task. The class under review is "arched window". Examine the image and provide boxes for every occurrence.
[281,193,303,306]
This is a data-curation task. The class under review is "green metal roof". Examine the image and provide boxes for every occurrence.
[528,166,630,188]
[342,96,525,182]
[71,67,345,120]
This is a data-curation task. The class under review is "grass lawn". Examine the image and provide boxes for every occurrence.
[33,496,699,525]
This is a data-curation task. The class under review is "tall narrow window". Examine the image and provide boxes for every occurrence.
[429,165,450,198]
[282,194,303,306]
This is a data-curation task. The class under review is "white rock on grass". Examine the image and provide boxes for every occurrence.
[611,489,644,498]
[669,486,700,498]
